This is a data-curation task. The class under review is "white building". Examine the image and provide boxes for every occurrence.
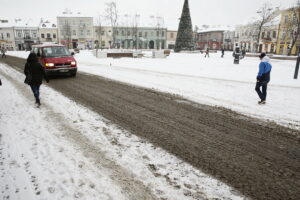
[39,20,58,44]
[57,11,94,49]
[0,18,39,50]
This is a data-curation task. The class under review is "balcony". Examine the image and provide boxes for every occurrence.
[262,37,272,42]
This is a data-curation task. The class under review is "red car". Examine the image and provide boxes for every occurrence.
[31,44,77,77]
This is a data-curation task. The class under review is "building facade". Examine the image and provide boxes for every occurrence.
[0,20,15,50]
[39,20,58,44]
[57,12,94,49]
[166,30,177,49]
[223,30,235,50]
[0,19,39,50]
[276,8,300,55]
[116,26,167,49]
[93,26,167,49]
[197,30,224,50]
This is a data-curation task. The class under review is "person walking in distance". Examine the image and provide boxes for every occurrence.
[24,53,49,107]
[205,48,210,58]
[255,53,272,105]
[1,48,7,58]
[221,48,225,58]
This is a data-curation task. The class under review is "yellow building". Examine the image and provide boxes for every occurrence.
[276,8,300,55]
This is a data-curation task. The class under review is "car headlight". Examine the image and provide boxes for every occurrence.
[45,63,54,67]
[71,61,76,65]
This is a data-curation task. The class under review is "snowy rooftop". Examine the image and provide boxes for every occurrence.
[39,20,57,29]
[93,14,168,29]
[57,10,92,18]
[198,25,235,33]
[0,18,39,28]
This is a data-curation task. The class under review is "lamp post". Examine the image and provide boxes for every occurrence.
[294,44,300,79]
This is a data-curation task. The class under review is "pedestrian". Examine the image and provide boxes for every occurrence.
[24,53,49,107]
[242,48,246,59]
[255,53,272,105]
[0,78,2,86]
[221,48,225,58]
[1,48,7,58]
[205,48,210,58]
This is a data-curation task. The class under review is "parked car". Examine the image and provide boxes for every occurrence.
[31,44,77,77]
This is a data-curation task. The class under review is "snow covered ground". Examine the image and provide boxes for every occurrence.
[0,64,245,199]
[2,50,299,199]
[7,50,300,129]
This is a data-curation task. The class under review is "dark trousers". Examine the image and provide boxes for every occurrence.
[1,53,6,58]
[255,81,269,101]
[30,84,41,102]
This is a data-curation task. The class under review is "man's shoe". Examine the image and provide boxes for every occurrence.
[258,100,266,105]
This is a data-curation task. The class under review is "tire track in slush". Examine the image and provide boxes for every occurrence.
[2,56,300,200]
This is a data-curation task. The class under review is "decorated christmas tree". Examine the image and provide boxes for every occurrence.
[175,0,194,52]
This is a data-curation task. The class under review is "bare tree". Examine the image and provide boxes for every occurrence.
[95,15,104,50]
[284,0,300,55]
[254,3,274,52]
[131,14,140,50]
[154,16,165,50]
[105,1,118,48]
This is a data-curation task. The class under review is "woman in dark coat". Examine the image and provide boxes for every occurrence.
[24,53,49,106]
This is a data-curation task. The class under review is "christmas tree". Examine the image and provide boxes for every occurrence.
[175,0,194,52]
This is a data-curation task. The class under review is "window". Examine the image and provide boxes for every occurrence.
[33,47,39,54]
[139,32,142,37]
[7,33,10,38]
[42,24,46,27]
[284,15,289,23]
[80,30,84,36]
[53,33,56,39]
[122,30,125,36]
[170,33,174,39]
[281,32,286,40]
[41,33,45,38]
[267,31,270,39]
[116,31,119,36]
[16,30,22,38]
[24,30,30,38]
[87,30,91,36]
[73,30,76,36]
[261,32,265,39]
[156,31,159,37]
[273,31,276,38]
[101,31,105,36]
[1,33,3,39]
[127,31,131,36]
[32,30,37,38]
[42,46,71,57]
[47,33,51,38]
[162,31,164,37]
[145,32,147,38]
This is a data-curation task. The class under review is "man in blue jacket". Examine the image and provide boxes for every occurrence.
[255,53,272,104]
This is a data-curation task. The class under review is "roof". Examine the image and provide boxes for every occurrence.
[0,18,39,28]
[39,20,57,29]
[198,25,235,33]
[57,10,92,18]
[93,14,168,29]
[264,14,282,27]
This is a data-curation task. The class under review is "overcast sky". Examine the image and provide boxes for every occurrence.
[0,0,297,29]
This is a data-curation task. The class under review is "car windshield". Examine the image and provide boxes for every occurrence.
[42,47,71,58]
